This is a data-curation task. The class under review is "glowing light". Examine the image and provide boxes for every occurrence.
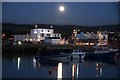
[17,57,20,70]
[30,39,32,41]
[33,57,36,68]
[90,43,94,45]
[72,64,74,77]
[77,64,79,78]
[38,36,40,38]
[72,64,77,78]
[57,62,62,79]
[34,31,37,34]
[96,67,98,77]
[2,34,6,37]
[100,68,103,76]
[37,39,40,41]
[18,41,22,45]
[59,6,64,12]
[96,63,99,67]
[85,43,89,45]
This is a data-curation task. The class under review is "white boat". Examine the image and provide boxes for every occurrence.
[67,50,86,59]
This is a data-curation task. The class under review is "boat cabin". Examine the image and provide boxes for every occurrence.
[94,47,110,54]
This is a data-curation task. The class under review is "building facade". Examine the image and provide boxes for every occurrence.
[14,25,63,44]
[76,31,108,45]
[30,28,61,42]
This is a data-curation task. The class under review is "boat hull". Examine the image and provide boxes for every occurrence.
[35,54,69,61]
[84,51,118,60]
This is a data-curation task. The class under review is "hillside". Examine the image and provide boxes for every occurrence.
[2,23,120,38]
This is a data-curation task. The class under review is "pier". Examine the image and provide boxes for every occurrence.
[3,43,94,54]
[3,42,119,54]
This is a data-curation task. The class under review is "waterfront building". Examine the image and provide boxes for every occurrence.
[97,31,108,45]
[76,31,108,45]
[30,25,61,42]
[14,25,64,44]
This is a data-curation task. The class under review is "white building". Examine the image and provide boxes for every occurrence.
[76,32,98,39]
[14,25,63,44]
[30,25,61,42]
[97,31,108,45]
[76,31,108,45]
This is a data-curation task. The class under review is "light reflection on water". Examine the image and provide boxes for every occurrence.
[2,54,120,78]
[17,57,20,70]
[57,62,62,79]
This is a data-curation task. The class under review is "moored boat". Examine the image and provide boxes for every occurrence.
[84,45,119,60]
[35,50,69,61]
[67,49,86,59]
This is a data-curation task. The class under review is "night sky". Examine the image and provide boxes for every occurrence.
[2,2,119,26]
[118,2,120,24]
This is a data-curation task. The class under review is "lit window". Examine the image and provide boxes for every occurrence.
[38,36,40,38]
[34,31,37,34]
[37,39,40,41]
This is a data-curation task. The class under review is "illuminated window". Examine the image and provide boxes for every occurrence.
[34,31,37,34]
[38,36,40,38]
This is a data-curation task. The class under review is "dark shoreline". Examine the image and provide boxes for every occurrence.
[2,43,120,54]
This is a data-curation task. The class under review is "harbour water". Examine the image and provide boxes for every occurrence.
[2,51,120,79]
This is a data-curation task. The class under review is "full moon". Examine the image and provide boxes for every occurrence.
[59,6,65,12]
